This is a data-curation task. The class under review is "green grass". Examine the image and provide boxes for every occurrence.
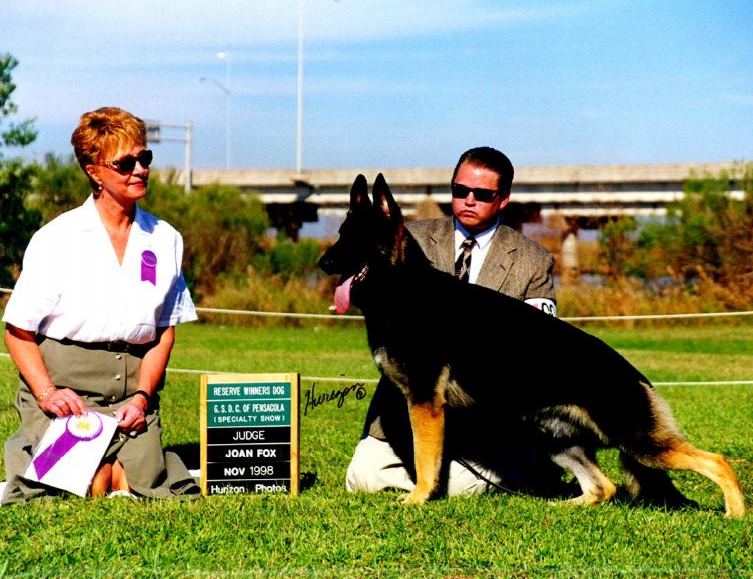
[1,321,752,577]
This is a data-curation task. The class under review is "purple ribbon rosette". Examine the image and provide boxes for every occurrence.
[141,250,157,285]
[33,413,104,480]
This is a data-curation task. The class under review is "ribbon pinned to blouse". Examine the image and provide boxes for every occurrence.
[141,250,157,285]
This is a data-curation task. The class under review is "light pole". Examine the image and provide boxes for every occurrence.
[200,51,232,169]
[296,0,304,175]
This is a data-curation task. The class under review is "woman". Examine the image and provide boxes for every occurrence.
[2,107,199,503]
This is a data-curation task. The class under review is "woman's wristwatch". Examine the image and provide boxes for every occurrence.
[133,389,152,411]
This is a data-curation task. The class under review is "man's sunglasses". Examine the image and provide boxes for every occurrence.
[102,149,153,174]
[450,182,499,203]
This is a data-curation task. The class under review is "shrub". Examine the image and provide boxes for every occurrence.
[141,181,269,301]
[254,237,324,280]
[29,153,90,222]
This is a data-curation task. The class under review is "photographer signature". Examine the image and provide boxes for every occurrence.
[304,382,367,416]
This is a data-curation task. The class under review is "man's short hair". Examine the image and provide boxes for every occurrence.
[452,147,514,196]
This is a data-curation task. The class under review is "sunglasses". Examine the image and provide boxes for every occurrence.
[450,182,500,203]
[102,149,153,174]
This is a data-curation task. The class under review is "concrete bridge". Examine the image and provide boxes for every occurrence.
[183,161,744,237]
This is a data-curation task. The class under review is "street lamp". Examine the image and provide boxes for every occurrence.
[200,51,232,169]
[296,0,304,175]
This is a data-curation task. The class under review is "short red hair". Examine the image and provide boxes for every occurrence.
[71,107,147,172]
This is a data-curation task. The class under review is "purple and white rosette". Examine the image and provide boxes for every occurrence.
[141,250,157,285]
[33,413,104,480]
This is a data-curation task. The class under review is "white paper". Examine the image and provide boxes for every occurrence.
[24,412,119,497]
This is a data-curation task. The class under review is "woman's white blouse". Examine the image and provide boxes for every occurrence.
[2,195,197,344]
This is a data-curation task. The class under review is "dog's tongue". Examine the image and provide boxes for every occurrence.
[333,275,354,314]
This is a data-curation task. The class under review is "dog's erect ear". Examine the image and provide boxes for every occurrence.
[349,174,370,210]
[372,173,402,223]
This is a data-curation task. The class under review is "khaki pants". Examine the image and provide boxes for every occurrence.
[345,435,502,496]
[2,337,198,504]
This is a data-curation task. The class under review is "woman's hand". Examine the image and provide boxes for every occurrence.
[39,387,88,417]
[115,398,147,435]
[4,325,89,417]
[115,325,174,437]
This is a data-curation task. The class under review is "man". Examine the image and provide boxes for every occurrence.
[346,146,558,496]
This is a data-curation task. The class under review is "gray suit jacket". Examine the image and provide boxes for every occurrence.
[406,217,555,301]
[365,217,556,442]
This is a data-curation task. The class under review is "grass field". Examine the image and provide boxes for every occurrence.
[1,320,752,577]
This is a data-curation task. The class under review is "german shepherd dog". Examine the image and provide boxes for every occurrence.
[319,173,745,518]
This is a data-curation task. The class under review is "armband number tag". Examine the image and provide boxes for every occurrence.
[524,298,557,317]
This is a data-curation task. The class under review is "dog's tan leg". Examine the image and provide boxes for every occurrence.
[551,446,616,507]
[401,399,445,505]
[652,440,745,519]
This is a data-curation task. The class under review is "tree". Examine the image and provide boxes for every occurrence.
[0,53,39,287]
[597,166,753,308]
[597,216,638,279]
[0,159,38,287]
[0,54,36,149]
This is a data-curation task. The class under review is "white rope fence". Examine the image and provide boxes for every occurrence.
[561,310,753,322]
[195,306,753,323]
[195,306,364,321]
[0,352,751,387]
[4,286,753,323]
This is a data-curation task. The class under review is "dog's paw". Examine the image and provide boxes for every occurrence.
[547,498,577,508]
[725,502,745,519]
[568,492,613,507]
[399,489,429,505]
[547,493,605,508]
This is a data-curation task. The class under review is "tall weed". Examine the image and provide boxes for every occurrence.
[199,266,336,327]
[557,276,749,326]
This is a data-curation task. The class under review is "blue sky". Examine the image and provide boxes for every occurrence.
[3,0,753,170]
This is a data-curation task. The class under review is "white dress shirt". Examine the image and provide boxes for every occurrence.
[2,195,197,343]
[454,220,498,285]
[454,218,556,316]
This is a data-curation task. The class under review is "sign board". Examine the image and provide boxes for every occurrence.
[145,120,161,143]
[200,373,299,496]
